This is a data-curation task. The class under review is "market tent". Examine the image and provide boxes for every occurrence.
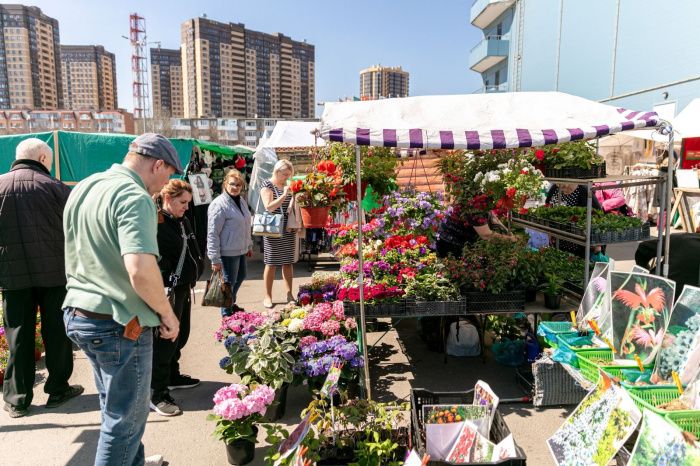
[0,131,252,183]
[318,92,660,149]
[672,97,700,139]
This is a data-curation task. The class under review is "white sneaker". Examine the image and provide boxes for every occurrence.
[145,454,164,466]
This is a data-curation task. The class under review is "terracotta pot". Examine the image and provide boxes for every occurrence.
[225,426,258,465]
[300,206,330,228]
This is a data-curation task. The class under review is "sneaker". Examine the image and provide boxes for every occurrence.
[145,454,164,466]
[3,402,28,418]
[150,392,182,416]
[168,374,200,390]
[46,385,84,409]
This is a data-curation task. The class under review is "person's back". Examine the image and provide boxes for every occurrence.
[636,233,700,297]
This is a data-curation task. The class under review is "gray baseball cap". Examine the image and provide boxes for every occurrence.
[129,133,183,175]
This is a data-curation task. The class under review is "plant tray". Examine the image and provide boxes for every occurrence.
[533,356,588,407]
[590,223,651,244]
[537,321,576,346]
[544,162,606,179]
[464,291,525,314]
[404,298,467,316]
[625,386,696,416]
[666,411,700,437]
[556,332,610,356]
[577,350,650,384]
[343,300,407,317]
[411,388,527,466]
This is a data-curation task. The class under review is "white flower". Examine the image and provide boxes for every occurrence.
[288,318,304,333]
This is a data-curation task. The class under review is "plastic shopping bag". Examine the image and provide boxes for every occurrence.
[202,270,233,307]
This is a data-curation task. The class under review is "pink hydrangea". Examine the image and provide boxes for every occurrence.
[319,319,341,337]
[215,311,267,341]
[212,384,275,421]
[299,335,318,348]
[344,318,357,330]
[332,301,345,320]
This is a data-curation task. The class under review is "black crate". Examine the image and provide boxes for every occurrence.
[464,291,526,313]
[411,388,527,466]
[590,222,651,244]
[343,300,407,317]
[544,161,606,179]
[405,298,467,316]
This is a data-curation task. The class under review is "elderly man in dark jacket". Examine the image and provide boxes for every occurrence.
[0,138,83,418]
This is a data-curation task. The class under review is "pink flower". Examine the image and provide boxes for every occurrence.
[344,318,357,330]
[332,301,345,320]
[212,383,275,421]
[320,320,341,336]
[300,335,318,348]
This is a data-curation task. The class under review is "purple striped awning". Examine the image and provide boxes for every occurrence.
[318,93,662,150]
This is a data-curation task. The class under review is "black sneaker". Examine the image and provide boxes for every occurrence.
[168,374,200,390]
[3,402,29,418]
[150,392,182,416]
[46,385,84,409]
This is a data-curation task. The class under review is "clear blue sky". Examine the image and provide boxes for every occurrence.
[28,0,484,115]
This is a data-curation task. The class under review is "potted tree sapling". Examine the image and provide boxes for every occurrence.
[542,272,564,310]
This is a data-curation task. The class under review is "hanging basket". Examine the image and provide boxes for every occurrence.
[301,206,330,228]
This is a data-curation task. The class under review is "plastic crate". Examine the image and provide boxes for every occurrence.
[411,388,527,466]
[404,298,467,316]
[666,411,700,437]
[343,300,406,317]
[556,332,608,355]
[544,162,606,179]
[577,351,649,384]
[625,386,695,416]
[537,322,576,346]
[464,291,525,314]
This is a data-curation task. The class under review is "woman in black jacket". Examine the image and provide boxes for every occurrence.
[150,179,204,416]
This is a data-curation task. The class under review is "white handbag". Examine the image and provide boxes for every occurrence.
[252,193,283,238]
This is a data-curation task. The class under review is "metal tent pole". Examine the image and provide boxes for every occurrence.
[355,145,371,400]
[663,128,675,277]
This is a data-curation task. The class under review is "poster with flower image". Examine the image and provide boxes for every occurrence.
[652,285,700,384]
[578,262,610,334]
[547,371,641,466]
[491,434,517,461]
[610,272,675,365]
[445,420,479,464]
[627,410,700,466]
[470,429,496,462]
[423,404,489,460]
[473,380,499,437]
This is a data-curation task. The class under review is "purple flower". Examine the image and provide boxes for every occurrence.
[219,356,231,369]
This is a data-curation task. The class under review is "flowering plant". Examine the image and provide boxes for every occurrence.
[325,143,400,198]
[294,335,363,381]
[302,301,357,337]
[207,383,275,444]
[337,282,405,302]
[215,311,267,343]
[382,189,448,242]
[527,140,604,169]
[292,161,345,208]
[477,158,543,216]
[297,272,341,305]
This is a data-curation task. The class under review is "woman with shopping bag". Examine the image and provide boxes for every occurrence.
[151,179,204,416]
[207,169,253,316]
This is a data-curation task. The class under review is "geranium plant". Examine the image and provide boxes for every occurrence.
[291,160,345,209]
[325,143,400,198]
[207,383,275,444]
[528,140,604,169]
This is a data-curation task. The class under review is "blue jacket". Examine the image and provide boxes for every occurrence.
[207,193,253,264]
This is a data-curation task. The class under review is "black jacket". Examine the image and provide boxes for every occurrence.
[157,210,204,288]
[636,233,700,298]
[0,159,71,290]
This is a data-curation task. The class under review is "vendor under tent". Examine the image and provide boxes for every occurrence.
[316,91,671,400]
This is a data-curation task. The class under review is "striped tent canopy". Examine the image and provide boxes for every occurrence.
[318,92,660,150]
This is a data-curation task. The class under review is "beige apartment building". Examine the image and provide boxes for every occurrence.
[359,65,409,100]
[180,16,314,119]
[150,47,184,117]
[60,45,117,111]
[0,4,63,109]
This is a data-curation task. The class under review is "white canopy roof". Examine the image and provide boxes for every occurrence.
[318,92,660,150]
[673,98,700,139]
[263,120,325,148]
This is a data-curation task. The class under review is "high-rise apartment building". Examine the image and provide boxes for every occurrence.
[60,45,117,111]
[180,16,315,119]
[0,4,63,109]
[359,65,409,100]
[150,48,184,117]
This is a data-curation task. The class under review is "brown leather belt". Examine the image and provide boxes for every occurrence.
[72,308,114,321]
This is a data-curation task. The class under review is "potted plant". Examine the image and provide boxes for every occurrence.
[487,315,527,366]
[325,143,400,200]
[529,140,605,178]
[208,383,275,465]
[542,272,564,310]
[223,322,297,421]
[291,160,345,228]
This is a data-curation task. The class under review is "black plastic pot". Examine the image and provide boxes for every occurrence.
[266,383,289,421]
[225,426,257,465]
[525,288,537,303]
[544,293,562,310]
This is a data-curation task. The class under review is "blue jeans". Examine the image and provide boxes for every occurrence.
[64,308,153,466]
[221,254,246,315]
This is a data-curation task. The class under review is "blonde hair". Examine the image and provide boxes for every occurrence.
[153,179,192,208]
[223,168,246,190]
[272,159,294,177]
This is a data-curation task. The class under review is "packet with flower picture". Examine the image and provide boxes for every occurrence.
[473,380,499,437]
[491,434,517,461]
[422,404,489,460]
[444,420,480,463]
[627,410,700,465]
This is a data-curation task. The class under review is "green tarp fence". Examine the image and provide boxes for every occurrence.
[0,131,253,183]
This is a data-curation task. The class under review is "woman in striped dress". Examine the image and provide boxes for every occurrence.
[260,159,297,308]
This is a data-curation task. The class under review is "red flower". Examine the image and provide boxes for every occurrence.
[329,187,338,198]
[518,207,529,214]
[324,161,336,174]
[552,148,560,154]
[506,187,517,199]
[234,156,246,170]
[534,149,545,161]
[290,179,304,193]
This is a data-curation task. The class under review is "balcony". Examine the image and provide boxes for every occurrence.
[468,35,509,73]
[470,0,515,28]
[472,82,509,93]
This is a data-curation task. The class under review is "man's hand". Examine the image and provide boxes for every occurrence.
[246,250,253,258]
[212,262,223,272]
[159,310,180,341]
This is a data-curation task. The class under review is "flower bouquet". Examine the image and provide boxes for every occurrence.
[208,383,275,464]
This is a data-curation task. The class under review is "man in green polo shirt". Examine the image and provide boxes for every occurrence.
[63,133,181,466]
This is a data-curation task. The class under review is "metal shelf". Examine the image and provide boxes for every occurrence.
[512,217,656,247]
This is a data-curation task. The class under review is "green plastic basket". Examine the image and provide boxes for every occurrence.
[556,332,607,355]
[666,411,700,437]
[538,321,575,346]
[625,386,694,416]
[577,350,646,384]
